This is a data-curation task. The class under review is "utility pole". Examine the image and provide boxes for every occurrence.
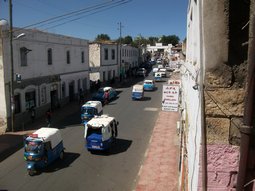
[9,0,15,132]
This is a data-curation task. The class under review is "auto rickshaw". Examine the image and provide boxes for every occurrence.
[84,115,119,152]
[81,101,103,125]
[131,84,144,100]
[23,127,64,176]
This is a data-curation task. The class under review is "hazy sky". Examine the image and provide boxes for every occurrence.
[0,0,188,41]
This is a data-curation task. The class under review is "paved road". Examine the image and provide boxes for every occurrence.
[0,72,165,191]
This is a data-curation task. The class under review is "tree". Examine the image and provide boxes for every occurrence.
[148,36,159,46]
[159,35,180,46]
[95,34,111,42]
[132,35,149,47]
[122,35,133,45]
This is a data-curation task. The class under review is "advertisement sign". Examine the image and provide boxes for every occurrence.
[162,84,179,112]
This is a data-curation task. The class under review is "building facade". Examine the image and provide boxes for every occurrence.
[89,42,139,83]
[0,27,89,132]
[89,42,119,83]
[181,0,253,190]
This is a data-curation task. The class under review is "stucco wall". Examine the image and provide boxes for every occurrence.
[198,144,239,190]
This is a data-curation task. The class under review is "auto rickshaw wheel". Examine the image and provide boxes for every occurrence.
[59,151,64,160]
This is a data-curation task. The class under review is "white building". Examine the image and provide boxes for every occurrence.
[89,42,139,82]
[179,0,202,190]
[0,27,89,132]
[120,44,139,77]
[89,42,119,82]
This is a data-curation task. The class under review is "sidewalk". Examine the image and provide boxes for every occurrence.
[135,111,180,191]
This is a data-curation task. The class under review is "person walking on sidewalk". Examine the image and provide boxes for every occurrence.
[46,109,52,127]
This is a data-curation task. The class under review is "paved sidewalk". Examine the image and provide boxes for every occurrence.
[135,111,180,191]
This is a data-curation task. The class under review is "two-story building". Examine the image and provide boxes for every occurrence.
[89,42,139,83]
[0,27,89,132]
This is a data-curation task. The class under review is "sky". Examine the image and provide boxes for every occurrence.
[0,0,188,42]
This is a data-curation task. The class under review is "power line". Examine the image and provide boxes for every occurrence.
[38,0,132,31]
[15,0,132,31]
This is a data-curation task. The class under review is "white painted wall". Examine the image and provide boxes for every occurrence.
[181,0,203,190]
[0,27,90,129]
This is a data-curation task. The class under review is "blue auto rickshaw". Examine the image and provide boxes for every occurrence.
[143,80,155,91]
[132,85,144,100]
[23,127,64,176]
[81,101,103,125]
[84,115,119,152]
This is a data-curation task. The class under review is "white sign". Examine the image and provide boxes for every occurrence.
[168,79,181,87]
[162,84,179,112]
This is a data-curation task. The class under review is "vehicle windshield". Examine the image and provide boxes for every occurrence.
[86,128,102,137]
[25,140,43,153]
[82,108,96,115]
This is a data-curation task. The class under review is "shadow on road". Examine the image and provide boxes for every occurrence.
[33,152,80,175]
[0,134,24,162]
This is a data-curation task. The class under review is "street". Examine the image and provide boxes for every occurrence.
[0,72,164,191]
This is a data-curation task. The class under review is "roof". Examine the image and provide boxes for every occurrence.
[144,80,153,83]
[30,127,62,148]
[133,85,144,92]
[87,115,115,128]
[82,101,101,108]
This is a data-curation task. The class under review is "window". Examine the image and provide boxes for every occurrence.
[25,91,36,110]
[81,51,84,63]
[62,83,66,98]
[104,48,108,60]
[111,49,115,60]
[20,47,28,66]
[103,71,106,82]
[14,94,21,114]
[66,50,70,64]
[47,48,52,65]
[41,86,46,104]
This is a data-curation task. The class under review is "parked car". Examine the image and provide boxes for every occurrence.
[143,80,155,91]
[92,87,117,102]
[136,68,147,77]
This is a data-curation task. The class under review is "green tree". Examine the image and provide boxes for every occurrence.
[159,35,180,46]
[122,35,133,44]
[132,35,149,47]
[148,36,159,46]
[95,34,111,42]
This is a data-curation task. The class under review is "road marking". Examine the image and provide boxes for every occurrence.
[144,107,159,111]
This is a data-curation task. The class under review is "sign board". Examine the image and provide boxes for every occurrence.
[168,79,181,87]
[162,84,179,112]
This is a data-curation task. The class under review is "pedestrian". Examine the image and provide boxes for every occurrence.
[103,90,110,105]
[46,109,52,127]
[30,106,35,123]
